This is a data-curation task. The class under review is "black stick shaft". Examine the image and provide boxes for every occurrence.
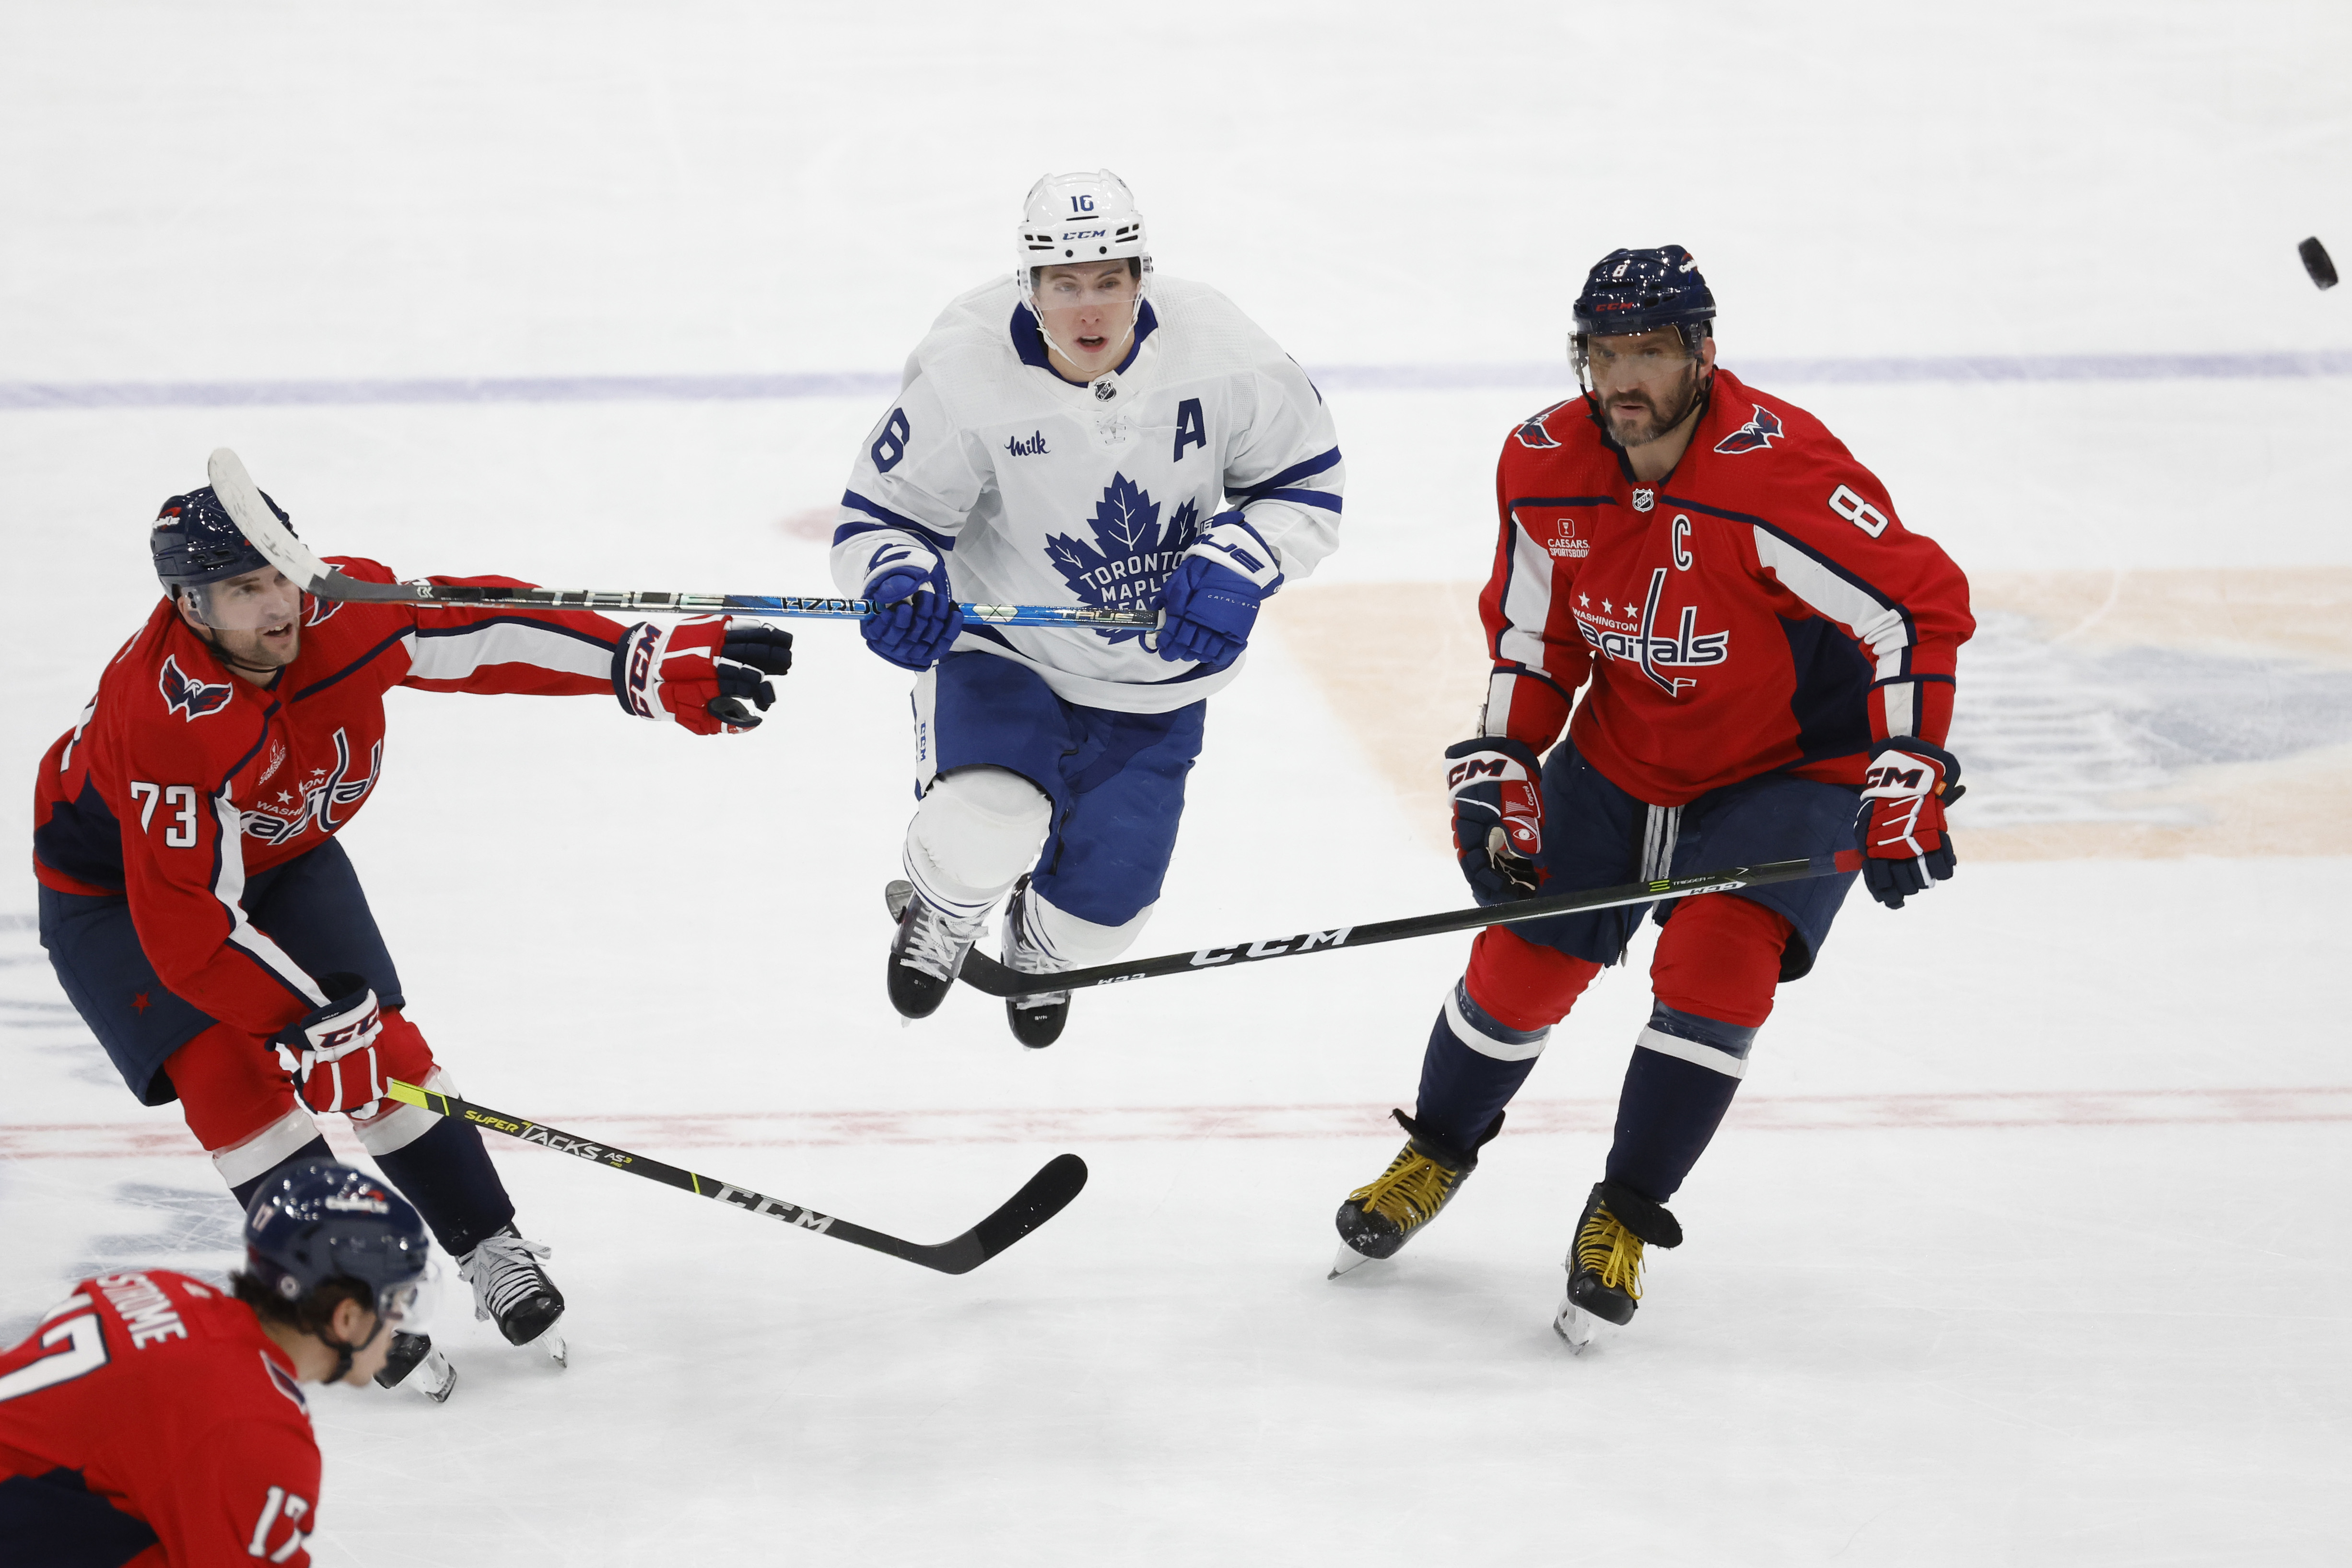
[955,852,1862,998]
[383,1080,1085,1275]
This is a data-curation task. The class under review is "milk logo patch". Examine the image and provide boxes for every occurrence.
[1713,405,1784,456]
[1045,474,1199,643]
[159,655,233,721]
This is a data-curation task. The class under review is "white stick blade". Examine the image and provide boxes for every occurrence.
[206,448,331,591]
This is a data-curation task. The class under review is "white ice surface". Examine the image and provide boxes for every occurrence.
[3,5,2351,1565]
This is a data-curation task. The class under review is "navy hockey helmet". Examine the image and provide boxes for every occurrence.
[244,1161,429,1327]
[1572,246,1716,342]
[150,484,294,595]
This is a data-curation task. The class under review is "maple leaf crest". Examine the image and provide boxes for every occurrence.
[1045,474,1200,643]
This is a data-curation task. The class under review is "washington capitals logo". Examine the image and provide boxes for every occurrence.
[1045,475,1199,643]
[304,593,339,626]
[1713,404,1784,456]
[159,655,232,721]
[1513,398,1575,450]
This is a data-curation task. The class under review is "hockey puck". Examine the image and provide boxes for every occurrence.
[2300,236,2337,290]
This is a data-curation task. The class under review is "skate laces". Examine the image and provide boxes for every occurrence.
[1002,892,1071,1002]
[1347,1146,1461,1231]
[899,898,986,982]
[460,1229,555,1323]
[1575,1207,1645,1299]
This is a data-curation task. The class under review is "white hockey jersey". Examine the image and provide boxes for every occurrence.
[830,274,1344,713]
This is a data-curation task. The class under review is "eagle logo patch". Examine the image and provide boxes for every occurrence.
[159,655,233,721]
[1713,404,1784,456]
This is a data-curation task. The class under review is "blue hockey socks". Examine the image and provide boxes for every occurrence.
[1603,1002,1757,1202]
[1411,980,1549,1151]
[372,1114,517,1258]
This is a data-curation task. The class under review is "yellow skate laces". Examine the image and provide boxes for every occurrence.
[1347,1147,1463,1233]
[1575,1207,1646,1299]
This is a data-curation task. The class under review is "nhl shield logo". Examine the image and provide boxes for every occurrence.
[1632,488,1655,513]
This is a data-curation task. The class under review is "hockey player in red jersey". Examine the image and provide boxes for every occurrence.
[31,484,793,1380]
[0,1162,427,1567]
[1329,247,1973,1345]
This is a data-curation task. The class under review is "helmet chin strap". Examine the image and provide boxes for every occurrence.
[319,1310,388,1384]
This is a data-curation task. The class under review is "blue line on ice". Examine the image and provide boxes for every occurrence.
[6,351,2352,410]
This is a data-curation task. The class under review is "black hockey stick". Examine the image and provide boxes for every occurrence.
[383,1079,1086,1275]
[910,851,1864,1000]
[205,447,1156,630]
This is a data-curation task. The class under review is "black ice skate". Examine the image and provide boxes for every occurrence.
[1554,1179,1683,1350]
[886,879,987,1020]
[999,877,1069,1048]
[1329,1110,1499,1277]
[458,1225,567,1364]
[373,1330,456,1402]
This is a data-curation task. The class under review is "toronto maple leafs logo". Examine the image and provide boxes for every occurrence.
[1713,404,1784,456]
[1045,474,1199,642]
[159,654,232,721]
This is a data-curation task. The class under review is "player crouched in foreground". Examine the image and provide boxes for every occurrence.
[0,1163,426,1566]
[843,169,1342,1045]
[32,485,793,1387]
[1329,248,1973,1346]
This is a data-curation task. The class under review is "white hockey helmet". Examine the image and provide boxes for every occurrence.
[1017,169,1150,283]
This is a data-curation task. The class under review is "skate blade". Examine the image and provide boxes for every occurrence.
[412,1346,458,1402]
[1552,1299,1596,1353]
[1327,1243,1382,1280]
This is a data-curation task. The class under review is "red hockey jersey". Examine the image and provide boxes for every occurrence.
[0,1270,323,1567]
[32,561,621,1036]
[1480,369,1973,804]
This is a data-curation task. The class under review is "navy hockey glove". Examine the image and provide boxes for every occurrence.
[1156,511,1281,671]
[1856,737,1963,909]
[272,974,385,1117]
[1445,736,1546,905]
[613,616,792,734]
[858,546,964,672]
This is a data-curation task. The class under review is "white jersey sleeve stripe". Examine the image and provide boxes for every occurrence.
[405,620,612,684]
[1747,523,1915,680]
[1496,517,1555,672]
[209,794,327,1008]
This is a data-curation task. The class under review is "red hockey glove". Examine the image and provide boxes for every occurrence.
[1856,738,1963,910]
[613,616,793,735]
[1444,737,1545,906]
[272,975,386,1116]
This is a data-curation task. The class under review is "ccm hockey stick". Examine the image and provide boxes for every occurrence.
[910,851,1865,1000]
[205,448,1157,631]
[383,1079,1087,1275]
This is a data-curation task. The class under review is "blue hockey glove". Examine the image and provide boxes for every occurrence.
[1156,511,1282,671]
[858,545,964,672]
[1444,736,1545,905]
[1856,737,1963,909]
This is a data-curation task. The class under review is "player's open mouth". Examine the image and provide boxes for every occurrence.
[1077,334,1108,350]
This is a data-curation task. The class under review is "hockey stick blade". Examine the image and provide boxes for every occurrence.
[941,852,1864,999]
[204,450,1152,629]
[383,1079,1087,1275]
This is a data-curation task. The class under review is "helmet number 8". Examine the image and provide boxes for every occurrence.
[1827,484,1890,539]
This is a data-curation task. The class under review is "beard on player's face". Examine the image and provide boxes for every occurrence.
[1599,359,1705,447]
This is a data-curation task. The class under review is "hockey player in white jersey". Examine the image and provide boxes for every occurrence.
[836,170,1343,1044]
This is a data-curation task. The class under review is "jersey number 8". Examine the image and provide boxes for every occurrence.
[1828,484,1891,538]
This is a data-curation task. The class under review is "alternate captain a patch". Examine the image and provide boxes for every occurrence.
[158,655,233,721]
[1713,404,1784,456]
